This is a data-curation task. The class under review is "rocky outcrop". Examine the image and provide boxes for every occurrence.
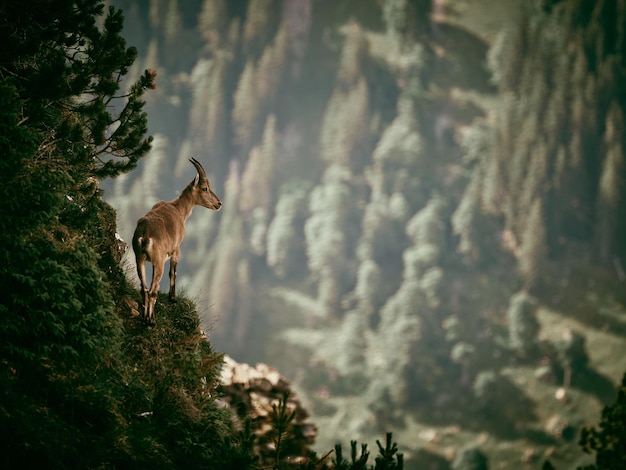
[219,355,318,464]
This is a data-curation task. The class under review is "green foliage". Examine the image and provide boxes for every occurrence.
[227,418,262,470]
[595,102,625,262]
[282,309,369,397]
[206,162,245,338]
[451,120,501,266]
[266,186,309,279]
[473,370,499,410]
[242,0,278,57]
[7,2,152,177]
[506,291,540,356]
[578,373,626,469]
[451,446,489,470]
[269,391,298,469]
[117,297,235,468]
[357,195,405,267]
[518,198,547,289]
[372,97,422,169]
[320,25,370,170]
[304,165,356,313]
[351,258,384,319]
[333,440,370,470]
[331,433,403,470]
[554,328,589,374]
[405,195,447,248]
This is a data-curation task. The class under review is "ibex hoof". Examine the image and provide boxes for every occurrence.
[169,294,177,303]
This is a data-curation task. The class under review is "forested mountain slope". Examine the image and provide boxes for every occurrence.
[103,0,626,467]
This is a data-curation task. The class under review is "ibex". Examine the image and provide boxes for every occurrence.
[132,158,222,323]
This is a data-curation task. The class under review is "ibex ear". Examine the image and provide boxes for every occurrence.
[193,174,200,186]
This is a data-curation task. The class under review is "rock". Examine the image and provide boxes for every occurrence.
[534,364,555,383]
[113,232,128,262]
[218,355,318,464]
[545,414,575,441]
[123,296,141,317]
[555,387,567,401]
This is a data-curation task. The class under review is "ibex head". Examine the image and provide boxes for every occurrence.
[189,157,222,211]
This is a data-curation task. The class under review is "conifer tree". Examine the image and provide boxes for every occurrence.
[206,162,244,338]
[232,5,285,158]
[199,0,227,48]
[595,102,625,262]
[177,53,230,178]
[506,291,540,356]
[518,198,547,289]
[164,0,182,45]
[240,114,278,215]
[319,24,370,170]
[256,22,288,107]
[242,0,277,58]
[304,165,354,314]
[232,59,260,152]
[352,258,384,320]
[452,167,483,265]
[319,77,369,169]
[266,186,309,279]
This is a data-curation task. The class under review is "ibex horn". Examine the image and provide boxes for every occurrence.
[189,158,207,183]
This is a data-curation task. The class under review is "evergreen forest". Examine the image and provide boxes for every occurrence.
[2,0,626,468]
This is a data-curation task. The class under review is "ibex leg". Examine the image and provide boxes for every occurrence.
[169,249,179,302]
[146,256,165,324]
[136,256,150,318]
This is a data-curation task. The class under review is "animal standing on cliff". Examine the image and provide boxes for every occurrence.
[132,158,221,323]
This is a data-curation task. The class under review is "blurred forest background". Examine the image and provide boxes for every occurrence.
[104,0,626,467]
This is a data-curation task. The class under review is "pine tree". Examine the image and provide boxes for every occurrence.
[0,1,154,179]
[452,168,484,265]
[240,114,278,215]
[164,0,182,45]
[319,77,369,169]
[256,22,288,107]
[506,291,540,356]
[242,0,277,58]
[518,198,547,289]
[206,162,244,339]
[304,165,354,314]
[319,24,370,170]
[177,52,230,179]
[199,0,227,48]
[595,102,625,262]
[352,258,383,320]
[232,59,260,152]
[266,186,309,279]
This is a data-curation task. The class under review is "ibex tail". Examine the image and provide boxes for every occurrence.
[137,236,151,252]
